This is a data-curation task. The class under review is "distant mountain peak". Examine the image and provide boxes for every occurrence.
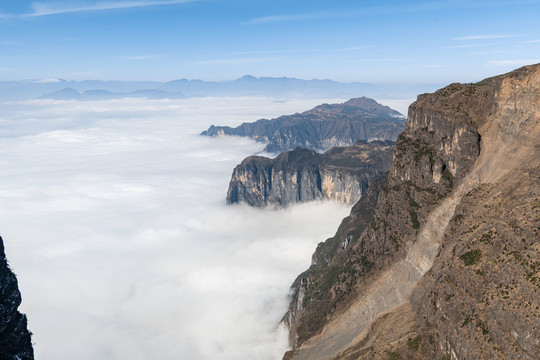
[236,75,257,81]
[38,87,81,100]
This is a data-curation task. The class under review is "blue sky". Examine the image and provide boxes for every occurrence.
[0,0,539,83]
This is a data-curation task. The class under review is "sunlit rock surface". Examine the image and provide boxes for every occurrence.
[283,64,540,360]
[227,141,394,207]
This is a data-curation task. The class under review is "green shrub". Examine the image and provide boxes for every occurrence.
[410,210,420,229]
[459,249,482,266]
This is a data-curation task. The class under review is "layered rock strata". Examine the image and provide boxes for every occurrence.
[226,141,394,207]
[202,97,404,153]
[282,64,540,360]
[0,237,34,360]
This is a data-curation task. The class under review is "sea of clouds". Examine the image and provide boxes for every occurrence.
[0,96,357,360]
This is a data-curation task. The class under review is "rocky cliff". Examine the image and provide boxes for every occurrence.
[227,141,394,207]
[0,237,34,360]
[282,64,540,360]
[202,97,404,153]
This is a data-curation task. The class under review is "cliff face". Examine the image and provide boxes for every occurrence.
[226,141,394,207]
[201,97,404,153]
[282,64,540,360]
[0,237,34,360]
[406,64,540,360]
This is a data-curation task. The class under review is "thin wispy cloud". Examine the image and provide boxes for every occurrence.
[240,4,410,25]
[26,0,197,17]
[123,54,165,61]
[446,43,490,49]
[452,34,515,41]
[241,1,510,26]
[229,49,312,56]
[487,59,539,66]
[30,78,62,83]
[341,46,371,51]
[419,64,450,69]
[521,39,540,44]
[228,46,371,56]
[241,10,332,25]
[467,49,512,56]
[352,58,397,63]
[57,71,102,80]
[198,57,276,65]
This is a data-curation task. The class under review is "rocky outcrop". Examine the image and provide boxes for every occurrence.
[0,237,34,360]
[282,64,540,360]
[202,97,404,153]
[226,141,394,207]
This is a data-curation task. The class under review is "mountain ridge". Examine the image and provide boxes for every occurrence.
[0,77,440,103]
[202,97,405,153]
[282,63,540,360]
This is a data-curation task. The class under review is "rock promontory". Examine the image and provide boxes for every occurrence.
[227,140,394,207]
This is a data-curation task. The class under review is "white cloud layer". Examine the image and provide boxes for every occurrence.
[0,97,350,360]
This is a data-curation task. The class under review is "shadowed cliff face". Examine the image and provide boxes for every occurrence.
[226,141,394,207]
[0,237,34,360]
[282,64,540,360]
[201,97,405,153]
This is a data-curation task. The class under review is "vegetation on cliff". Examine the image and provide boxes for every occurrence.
[283,64,540,360]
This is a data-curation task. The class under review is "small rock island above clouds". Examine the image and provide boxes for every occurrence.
[226,140,394,208]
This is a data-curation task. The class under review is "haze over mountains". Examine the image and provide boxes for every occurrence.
[1,64,539,360]
[0,76,440,103]
[0,0,538,358]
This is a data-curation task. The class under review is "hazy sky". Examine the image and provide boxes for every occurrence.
[0,97,351,359]
[0,0,539,83]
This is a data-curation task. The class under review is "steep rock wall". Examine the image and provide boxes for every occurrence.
[407,63,540,360]
[0,237,34,360]
[226,141,394,207]
[283,85,481,356]
[283,64,539,360]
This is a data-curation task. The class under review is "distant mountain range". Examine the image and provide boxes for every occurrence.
[202,97,405,153]
[0,76,441,102]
